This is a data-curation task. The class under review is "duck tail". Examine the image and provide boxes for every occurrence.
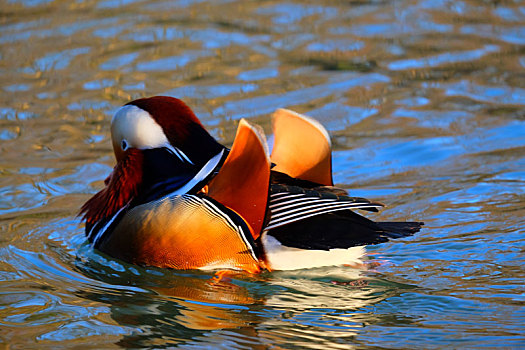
[376,221,424,239]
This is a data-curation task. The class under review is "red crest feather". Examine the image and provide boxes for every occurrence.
[127,96,203,145]
[126,96,225,167]
[80,149,144,225]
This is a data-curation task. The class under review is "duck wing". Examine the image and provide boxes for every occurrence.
[267,208,423,250]
[265,184,384,231]
[271,108,333,186]
[207,119,271,239]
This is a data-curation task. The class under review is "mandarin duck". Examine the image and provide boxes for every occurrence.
[80,96,422,273]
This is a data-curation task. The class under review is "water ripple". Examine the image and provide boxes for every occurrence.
[1,0,525,348]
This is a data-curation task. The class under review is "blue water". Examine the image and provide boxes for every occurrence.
[1,0,524,348]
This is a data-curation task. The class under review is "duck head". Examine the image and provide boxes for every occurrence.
[112,96,223,166]
[80,96,226,230]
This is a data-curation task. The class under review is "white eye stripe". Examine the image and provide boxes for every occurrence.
[112,105,171,151]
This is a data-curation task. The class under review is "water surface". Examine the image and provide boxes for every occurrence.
[1,0,525,348]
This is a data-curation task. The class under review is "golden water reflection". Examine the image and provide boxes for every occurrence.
[1,0,525,347]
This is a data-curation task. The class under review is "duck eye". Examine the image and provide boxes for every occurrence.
[121,139,129,151]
